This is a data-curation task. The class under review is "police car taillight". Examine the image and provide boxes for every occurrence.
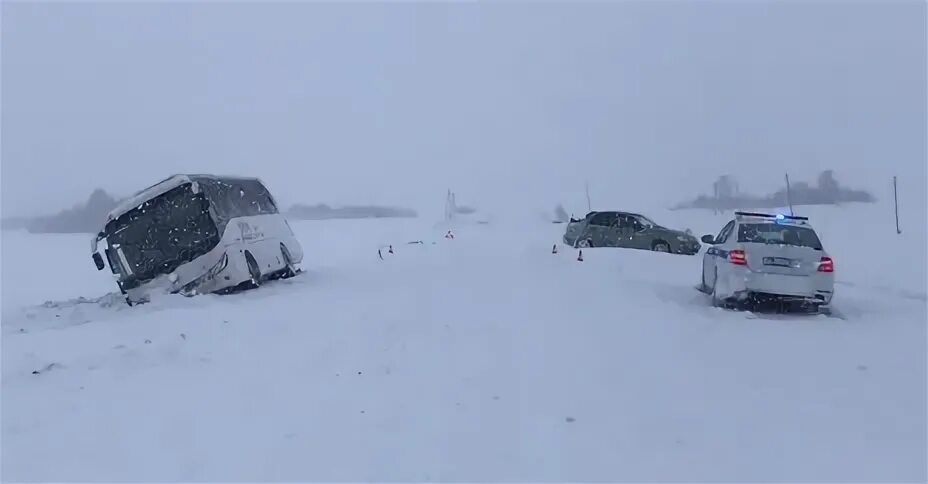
[818,256,834,273]
[729,249,747,266]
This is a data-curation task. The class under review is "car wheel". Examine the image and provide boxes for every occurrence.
[577,238,592,248]
[245,251,261,288]
[652,241,671,253]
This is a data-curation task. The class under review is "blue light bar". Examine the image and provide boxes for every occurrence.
[734,211,809,221]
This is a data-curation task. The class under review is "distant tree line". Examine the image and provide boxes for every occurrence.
[674,170,876,211]
[286,203,417,220]
[21,189,119,234]
[2,189,419,234]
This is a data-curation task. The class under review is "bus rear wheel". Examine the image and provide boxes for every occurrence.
[279,244,297,279]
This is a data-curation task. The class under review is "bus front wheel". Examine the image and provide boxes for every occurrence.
[245,252,261,288]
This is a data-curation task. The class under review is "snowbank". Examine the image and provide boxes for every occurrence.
[1,203,924,481]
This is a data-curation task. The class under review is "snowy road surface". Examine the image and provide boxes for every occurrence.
[2,205,926,481]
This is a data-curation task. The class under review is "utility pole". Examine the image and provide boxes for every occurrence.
[893,176,901,234]
[585,181,592,212]
[784,173,794,216]
[445,189,454,221]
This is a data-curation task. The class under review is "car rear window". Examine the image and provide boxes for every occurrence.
[738,223,823,249]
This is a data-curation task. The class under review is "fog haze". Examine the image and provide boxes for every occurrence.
[3,1,925,218]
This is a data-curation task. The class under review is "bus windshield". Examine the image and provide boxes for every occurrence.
[103,183,220,284]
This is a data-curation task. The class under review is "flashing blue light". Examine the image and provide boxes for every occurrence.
[775,214,785,220]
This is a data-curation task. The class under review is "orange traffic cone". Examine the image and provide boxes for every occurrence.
[577,250,584,262]
[388,245,394,254]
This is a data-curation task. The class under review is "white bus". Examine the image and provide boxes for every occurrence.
[91,174,304,305]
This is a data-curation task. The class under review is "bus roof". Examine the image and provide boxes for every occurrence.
[103,173,263,224]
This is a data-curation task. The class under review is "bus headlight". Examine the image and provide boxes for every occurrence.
[207,252,229,279]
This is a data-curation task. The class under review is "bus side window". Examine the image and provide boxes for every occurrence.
[238,182,261,216]
[205,178,278,218]
[221,182,251,217]
[196,179,228,228]
[241,180,278,215]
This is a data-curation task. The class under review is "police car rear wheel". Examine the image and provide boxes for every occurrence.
[710,269,726,308]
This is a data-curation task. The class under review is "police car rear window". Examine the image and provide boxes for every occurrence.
[738,223,823,249]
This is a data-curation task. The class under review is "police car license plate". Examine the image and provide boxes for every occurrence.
[763,257,794,267]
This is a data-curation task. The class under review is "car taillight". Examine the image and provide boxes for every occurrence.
[818,256,834,273]
[728,249,747,266]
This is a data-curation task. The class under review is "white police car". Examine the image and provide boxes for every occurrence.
[699,211,835,311]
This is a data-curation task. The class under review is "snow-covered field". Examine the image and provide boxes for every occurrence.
[2,203,925,481]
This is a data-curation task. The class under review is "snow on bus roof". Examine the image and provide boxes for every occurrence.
[104,173,263,223]
[105,174,191,223]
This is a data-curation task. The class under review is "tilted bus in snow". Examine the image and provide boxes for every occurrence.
[90,174,303,305]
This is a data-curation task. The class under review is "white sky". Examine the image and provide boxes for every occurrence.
[2,1,925,218]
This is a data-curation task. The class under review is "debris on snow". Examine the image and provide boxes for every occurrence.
[31,362,62,375]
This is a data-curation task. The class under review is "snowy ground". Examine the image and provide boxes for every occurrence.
[2,203,925,482]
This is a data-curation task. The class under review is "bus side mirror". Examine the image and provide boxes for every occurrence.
[92,252,105,271]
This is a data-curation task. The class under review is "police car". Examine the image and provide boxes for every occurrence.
[698,211,835,311]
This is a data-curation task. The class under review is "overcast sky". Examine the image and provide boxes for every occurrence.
[2,1,925,218]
